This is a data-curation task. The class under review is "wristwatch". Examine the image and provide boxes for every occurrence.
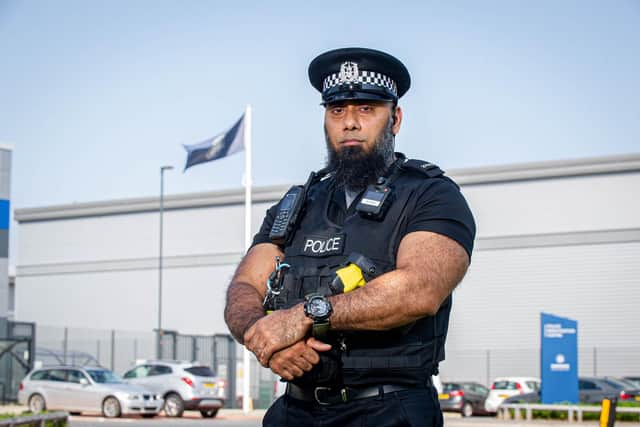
[304,294,333,339]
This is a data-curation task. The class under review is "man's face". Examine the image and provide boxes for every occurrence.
[323,100,403,191]
[323,100,401,156]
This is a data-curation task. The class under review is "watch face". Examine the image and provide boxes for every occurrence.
[308,298,330,318]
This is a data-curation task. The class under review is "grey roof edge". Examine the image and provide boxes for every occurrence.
[15,153,640,222]
[15,184,291,223]
[448,152,640,185]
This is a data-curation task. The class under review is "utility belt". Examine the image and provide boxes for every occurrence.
[285,378,433,405]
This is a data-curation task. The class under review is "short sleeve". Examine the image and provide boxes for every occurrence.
[405,178,476,259]
[250,202,281,249]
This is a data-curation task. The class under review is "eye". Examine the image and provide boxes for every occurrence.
[359,105,373,112]
[330,107,344,115]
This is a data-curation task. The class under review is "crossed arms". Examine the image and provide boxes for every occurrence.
[224,230,469,380]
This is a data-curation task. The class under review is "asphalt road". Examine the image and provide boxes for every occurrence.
[69,410,265,427]
[68,411,601,427]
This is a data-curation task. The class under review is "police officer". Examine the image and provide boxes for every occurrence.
[224,47,476,427]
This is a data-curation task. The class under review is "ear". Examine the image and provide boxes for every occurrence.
[392,106,403,135]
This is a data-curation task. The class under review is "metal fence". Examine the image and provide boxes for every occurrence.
[0,321,35,403]
[33,325,270,408]
[36,325,156,375]
[27,324,640,409]
[440,346,640,386]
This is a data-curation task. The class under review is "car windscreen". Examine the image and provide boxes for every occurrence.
[184,366,215,377]
[605,378,635,389]
[442,383,461,392]
[87,369,123,384]
[492,381,519,390]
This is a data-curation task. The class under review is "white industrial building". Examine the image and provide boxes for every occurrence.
[13,154,640,386]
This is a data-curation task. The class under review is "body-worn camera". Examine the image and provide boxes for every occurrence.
[355,178,393,221]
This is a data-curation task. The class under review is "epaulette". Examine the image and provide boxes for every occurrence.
[400,158,445,178]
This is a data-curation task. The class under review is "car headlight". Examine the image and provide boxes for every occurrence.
[128,394,141,400]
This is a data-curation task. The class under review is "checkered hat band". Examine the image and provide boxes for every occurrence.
[323,70,398,96]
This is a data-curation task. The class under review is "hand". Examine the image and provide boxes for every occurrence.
[269,337,332,380]
[244,304,313,366]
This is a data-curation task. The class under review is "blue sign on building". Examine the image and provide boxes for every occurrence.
[541,313,578,403]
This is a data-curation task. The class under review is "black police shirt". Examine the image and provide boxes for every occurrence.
[251,174,476,260]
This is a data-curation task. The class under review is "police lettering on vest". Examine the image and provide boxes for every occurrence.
[302,234,344,256]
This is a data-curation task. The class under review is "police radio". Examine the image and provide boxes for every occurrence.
[269,186,306,246]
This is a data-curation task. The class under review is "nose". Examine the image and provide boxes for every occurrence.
[342,106,361,131]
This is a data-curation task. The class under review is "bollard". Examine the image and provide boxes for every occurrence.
[600,398,617,427]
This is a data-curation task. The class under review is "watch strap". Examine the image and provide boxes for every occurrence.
[312,321,330,339]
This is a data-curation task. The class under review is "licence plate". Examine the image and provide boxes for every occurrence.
[438,393,449,400]
[203,382,215,388]
[499,394,509,399]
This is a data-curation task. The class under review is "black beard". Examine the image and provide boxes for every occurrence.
[325,118,396,192]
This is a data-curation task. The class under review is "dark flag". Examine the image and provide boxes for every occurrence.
[183,114,245,171]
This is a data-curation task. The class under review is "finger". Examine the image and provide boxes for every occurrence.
[274,367,293,381]
[243,324,256,343]
[306,337,332,352]
[280,373,293,381]
[298,346,320,365]
[288,365,304,378]
[259,351,272,367]
[293,355,313,372]
[261,347,276,366]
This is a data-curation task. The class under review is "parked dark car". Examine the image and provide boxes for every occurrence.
[503,391,540,404]
[502,377,640,405]
[580,377,640,403]
[623,377,640,389]
[439,382,491,417]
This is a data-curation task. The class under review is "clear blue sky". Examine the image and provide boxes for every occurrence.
[1,0,639,209]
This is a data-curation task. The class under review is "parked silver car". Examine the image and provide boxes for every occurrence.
[18,366,163,418]
[123,360,225,418]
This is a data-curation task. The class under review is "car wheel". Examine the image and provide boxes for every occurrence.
[461,402,473,417]
[102,396,122,418]
[200,409,219,418]
[164,393,185,418]
[28,394,46,413]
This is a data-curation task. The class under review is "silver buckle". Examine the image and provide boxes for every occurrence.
[314,387,351,405]
[313,387,332,405]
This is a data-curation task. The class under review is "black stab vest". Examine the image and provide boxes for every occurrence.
[278,160,453,386]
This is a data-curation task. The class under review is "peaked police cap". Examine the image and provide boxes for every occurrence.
[308,47,411,105]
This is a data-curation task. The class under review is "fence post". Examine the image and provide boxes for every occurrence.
[212,337,217,374]
[172,333,177,360]
[63,327,68,365]
[486,349,491,386]
[110,330,115,371]
[228,337,237,409]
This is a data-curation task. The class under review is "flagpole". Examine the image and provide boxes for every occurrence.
[242,104,253,414]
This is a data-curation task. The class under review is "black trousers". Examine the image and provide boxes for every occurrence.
[263,387,444,427]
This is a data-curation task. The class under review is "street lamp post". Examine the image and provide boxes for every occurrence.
[157,165,173,359]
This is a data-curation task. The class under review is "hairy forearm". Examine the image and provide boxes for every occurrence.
[329,233,469,331]
[329,269,437,330]
[224,282,265,344]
